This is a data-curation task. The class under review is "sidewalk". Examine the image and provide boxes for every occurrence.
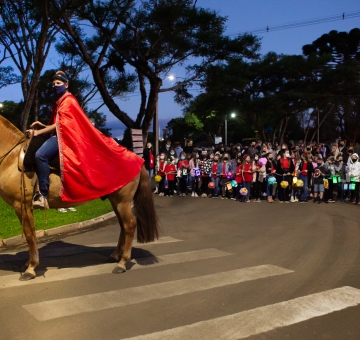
[0,211,116,248]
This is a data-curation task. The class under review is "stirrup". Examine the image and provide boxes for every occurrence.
[32,192,49,210]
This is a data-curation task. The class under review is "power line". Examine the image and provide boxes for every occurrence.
[230,10,360,36]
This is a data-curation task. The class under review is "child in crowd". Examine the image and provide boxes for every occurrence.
[241,155,253,203]
[177,151,189,196]
[217,152,232,199]
[211,153,220,198]
[266,152,277,203]
[312,155,328,204]
[235,156,243,201]
[189,152,201,197]
[200,153,212,197]
[157,152,166,196]
[164,156,177,196]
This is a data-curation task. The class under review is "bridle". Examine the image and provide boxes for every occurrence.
[0,136,27,164]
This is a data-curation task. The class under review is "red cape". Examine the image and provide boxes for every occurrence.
[54,93,144,202]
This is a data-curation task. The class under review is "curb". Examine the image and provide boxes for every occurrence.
[0,211,116,248]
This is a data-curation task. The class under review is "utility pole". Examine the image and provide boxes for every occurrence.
[154,100,159,156]
[224,115,228,146]
[316,106,319,144]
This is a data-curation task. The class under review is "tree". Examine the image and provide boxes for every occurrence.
[303,28,360,143]
[49,0,259,144]
[0,0,58,131]
[0,66,21,89]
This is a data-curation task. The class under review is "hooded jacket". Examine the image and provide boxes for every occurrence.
[348,153,360,182]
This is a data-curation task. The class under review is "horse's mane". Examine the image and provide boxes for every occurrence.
[0,115,24,143]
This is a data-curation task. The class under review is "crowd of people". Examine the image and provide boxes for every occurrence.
[143,139,360,205]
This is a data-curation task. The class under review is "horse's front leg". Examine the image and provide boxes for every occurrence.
[15,207,39,280]
[112,202,136,274]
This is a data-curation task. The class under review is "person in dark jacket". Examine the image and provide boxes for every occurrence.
[143,142,155,178]
[276,150,295,202]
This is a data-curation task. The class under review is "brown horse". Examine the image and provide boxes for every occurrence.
[0,115,159,281]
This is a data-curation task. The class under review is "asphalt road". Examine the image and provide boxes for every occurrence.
[0,196,360,340]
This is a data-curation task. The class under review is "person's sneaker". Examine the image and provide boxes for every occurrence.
[318,199,323,204]
[257,198,261,202]
[303,200,308,203]
[328,199,335,203]
[221,196,225,199]
[290,197,295,203]
[279,201,284,203]
[191,192,195,197]
[194,193,198,197]
[294,197,299,202]
[285,201,290,203]
[230,197,237,200]
[32,193,48,210]
[245,199,250,203]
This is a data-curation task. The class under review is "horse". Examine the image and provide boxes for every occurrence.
[0,115,159,281]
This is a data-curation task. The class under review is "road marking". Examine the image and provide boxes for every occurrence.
[23,265,292,321]
[120,286,360,340]
[0,248,230,289]
[0,236,182,259]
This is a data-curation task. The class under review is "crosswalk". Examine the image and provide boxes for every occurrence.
[0,236,359,339]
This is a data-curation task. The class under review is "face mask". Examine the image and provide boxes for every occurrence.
[202,155,207,158]
[285,153,290,158]
[236,146,240,150]
[254,156,258,160]
[352,158,357,161]
[196,155,199,158]
[53,84,67,97]
[214,159,219,162]
[282,146,286,150]
[170,152,175,155]
[180,156,185,160]
[167,161,172,164]
[160,156,165,160]
[237,161,241,165]
[269,156,273,160]
[340,144,344,146]
[223,157,228,161]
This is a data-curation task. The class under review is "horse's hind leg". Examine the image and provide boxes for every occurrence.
[14,206,39,280]
[111,201,136,274]
[108,208,126,263]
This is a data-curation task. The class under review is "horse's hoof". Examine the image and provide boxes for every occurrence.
[112,266,126,274]
[107,256,118,263]
[19,272,35,281]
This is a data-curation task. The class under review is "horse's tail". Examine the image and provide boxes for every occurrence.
[134,166,160,243]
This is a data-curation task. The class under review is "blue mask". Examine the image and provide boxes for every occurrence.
[170,152,175,155]
[53,84,67,97]
[180,156,185,160]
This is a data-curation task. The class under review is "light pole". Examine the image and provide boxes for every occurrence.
[224,112,236,146]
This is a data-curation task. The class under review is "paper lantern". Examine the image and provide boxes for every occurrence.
[324,179,329,189]
[240,187,248,196]
[154,175,162,182]
[295,179,304,187]
[259,157,267,166]
[231,180,238,188]
[268,176,276,185]
[226,171,233,179]
[208,182,215,189]
[280,181,289,188]
[292,176,298,184]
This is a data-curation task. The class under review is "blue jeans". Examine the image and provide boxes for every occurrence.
[35,135,59,197]
[147,168,154,178]
[211,177,220,195]
[298,174,308,200]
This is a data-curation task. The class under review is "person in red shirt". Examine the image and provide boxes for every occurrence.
[210,153,220,197]
[177,152,189,196]
[164,157,177,196]
[276,151,295,202]
[157,152,166,196]
[234,156,243,201]
[241,155,254,202]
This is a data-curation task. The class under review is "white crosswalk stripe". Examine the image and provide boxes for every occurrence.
[0,248,230,289]
[23,264,293,321]
[120,286,360,340]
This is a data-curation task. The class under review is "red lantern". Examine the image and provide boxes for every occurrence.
[208,182,215,189]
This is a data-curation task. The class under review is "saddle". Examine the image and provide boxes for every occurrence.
[18,135,60,173]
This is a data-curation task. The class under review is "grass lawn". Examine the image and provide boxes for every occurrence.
[0,198,113,239]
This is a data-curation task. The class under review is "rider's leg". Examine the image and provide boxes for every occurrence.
[35,135,59,198]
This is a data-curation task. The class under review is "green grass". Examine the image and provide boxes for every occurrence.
[0,198,113,239]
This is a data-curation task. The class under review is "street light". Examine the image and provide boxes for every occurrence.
[224,112,236,146]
